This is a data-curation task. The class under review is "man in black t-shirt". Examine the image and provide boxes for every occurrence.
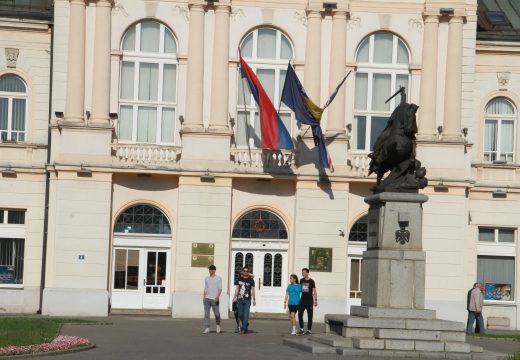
[233,266,256,334]
[298,268,317,335]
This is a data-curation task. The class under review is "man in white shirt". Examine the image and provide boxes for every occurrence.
[466,282,485,334]
[203,265,222,334]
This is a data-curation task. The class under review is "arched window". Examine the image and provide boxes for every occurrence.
[118,21,178,144]
[484,97,516,163]
[236,28,293,148]
[353,32,410,151]
[349,215,368,242]
[232,209,288,239]
[114,204,171,234]
[0,75,27,142]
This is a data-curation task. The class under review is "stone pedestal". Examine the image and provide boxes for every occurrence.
[284,192,502,358]
[362,193,428,310]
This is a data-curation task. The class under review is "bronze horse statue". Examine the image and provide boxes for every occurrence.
[368,87,427,193]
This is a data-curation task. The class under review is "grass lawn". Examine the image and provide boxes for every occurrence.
[469,332,520,342]
[0,317,95,347]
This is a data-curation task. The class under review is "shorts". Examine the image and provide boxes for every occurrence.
[288,305,299,313]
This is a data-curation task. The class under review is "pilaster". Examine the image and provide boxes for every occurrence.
[64,0,86,123]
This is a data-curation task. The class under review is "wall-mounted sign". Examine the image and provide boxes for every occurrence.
[309,247,332,272]
[192,243,215,267]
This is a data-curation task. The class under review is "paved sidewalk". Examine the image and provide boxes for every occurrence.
[41,316,517,360]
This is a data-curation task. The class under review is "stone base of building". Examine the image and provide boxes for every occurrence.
[0,286,39,314]
[283,308,502,358]
[42,287,108,316]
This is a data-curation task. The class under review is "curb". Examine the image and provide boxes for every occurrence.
[0,343,96,359]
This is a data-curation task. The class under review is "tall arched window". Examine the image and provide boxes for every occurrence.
[236,28,293,148]
[0,75,27,142]
[484,97,516,163]
[353,32,410,151]
[118,21,178,144]
[114,204,171,234]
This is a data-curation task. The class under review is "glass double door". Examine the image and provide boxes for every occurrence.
[231,250,287,313]
[111,248,170,309]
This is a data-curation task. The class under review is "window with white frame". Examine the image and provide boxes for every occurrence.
[118,21,178,144]
[348,215,368,300]
[237,28,293,148]
[0,75,27,142]
[0,209,26,285]
[477,227,515,301]
[483,97,516,163]
[353,32,410,151]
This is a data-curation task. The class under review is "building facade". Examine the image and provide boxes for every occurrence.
[1,0,520,328]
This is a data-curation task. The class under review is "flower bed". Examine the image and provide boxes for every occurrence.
[0,335,90,356]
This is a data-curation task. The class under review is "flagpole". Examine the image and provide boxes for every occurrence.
[239,58,253,166]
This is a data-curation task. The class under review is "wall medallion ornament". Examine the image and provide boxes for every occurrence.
[294,11,307,26]
[347,16,361,29]
[5,48,19,68]
[408,17,423,32]
[173,4,189,21]
[497,72,510,90]
[395,225,410,245]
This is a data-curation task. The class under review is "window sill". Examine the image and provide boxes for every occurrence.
[0,284,23,289]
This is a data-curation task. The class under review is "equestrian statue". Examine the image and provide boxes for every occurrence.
[368,86,428,193]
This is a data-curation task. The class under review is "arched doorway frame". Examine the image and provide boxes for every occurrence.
[230,206,290,313]
[110,202,173,310]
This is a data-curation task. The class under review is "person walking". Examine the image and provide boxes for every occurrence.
[466,282,485,334]
[284,274,301,335]
[233,266,256,334]
[298,268,317,335]
[203,265,222,334]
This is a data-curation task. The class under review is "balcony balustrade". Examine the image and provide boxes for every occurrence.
[231,148,296,172]
[347,151,371,176]
[112,143,181,167]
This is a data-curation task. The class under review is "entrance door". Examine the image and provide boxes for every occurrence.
[231,250,287,313]
[111,248,170,309]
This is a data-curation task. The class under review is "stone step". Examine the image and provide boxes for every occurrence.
[470,345,484,353]
[376,328,441,341]
[308,333,353,348]
[282,337,337,354]
[352,337,385,349]
[350,306,437,319]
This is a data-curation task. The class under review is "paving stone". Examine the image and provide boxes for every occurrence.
[336,347,369,356]
[343,327,375,338]
[445,342,471,353]
[446,352,472,359]
[415,341,445,352]
[469,345,483,353]
[353,337,385,349]
[406,319,465,332]
[346,316,406,329]
[282,337,337,354]
[308,333,352,347]
[369,349,421,358]
[351,306,436,319]
[440,332,466,342]
[386,339,415,351]
[419,352,447,359]
[376,328,441,341]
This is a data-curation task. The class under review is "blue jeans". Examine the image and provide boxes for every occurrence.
[237,298,252,331]
[466,311,485,334]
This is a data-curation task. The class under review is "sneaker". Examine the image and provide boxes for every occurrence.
[291,330,296,336]
[305,330,312,335]
[202,328,210,334]
[216,325,221,334]
[297,329,305,335]
[235,326,240,333]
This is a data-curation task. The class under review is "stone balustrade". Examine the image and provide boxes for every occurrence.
[112,143,181,166]
[231,148,296,172]
[347,151,371,176]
